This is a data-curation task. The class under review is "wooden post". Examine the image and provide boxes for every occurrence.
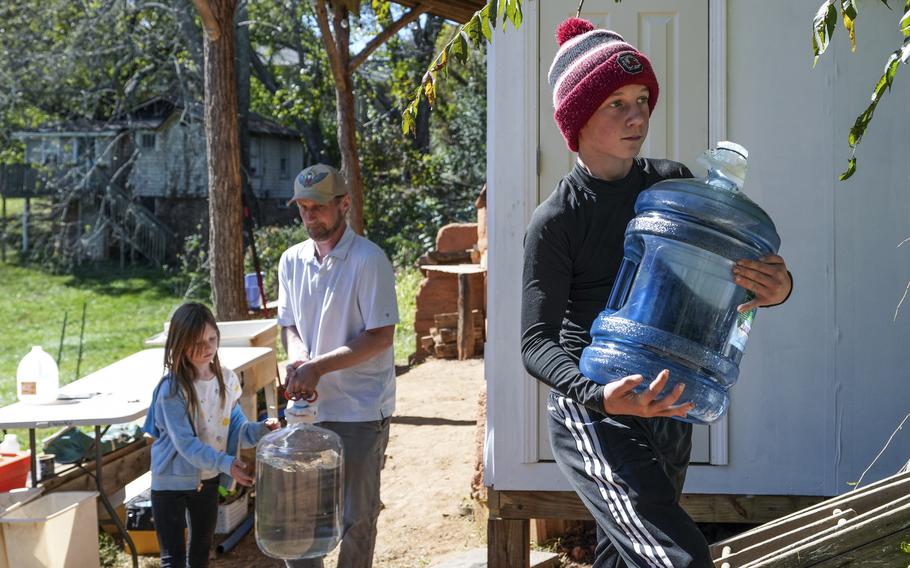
[488,518,530,568]
[22,196,29,252]
[2,196,6,262]
[457,272,475,360]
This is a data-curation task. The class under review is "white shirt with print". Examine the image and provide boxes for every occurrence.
[194,367,243,480]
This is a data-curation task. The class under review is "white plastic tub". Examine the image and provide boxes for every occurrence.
[0,491,100,568]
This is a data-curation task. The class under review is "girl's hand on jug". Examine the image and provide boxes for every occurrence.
[601,369,693,418]
[734,255,791,311]
[231,459,254,486]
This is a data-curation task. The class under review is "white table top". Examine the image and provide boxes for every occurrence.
[0,347,273,429]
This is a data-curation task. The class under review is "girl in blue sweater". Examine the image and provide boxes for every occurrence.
[144,302,276,567]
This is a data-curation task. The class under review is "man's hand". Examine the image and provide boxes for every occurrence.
[263,418,280,431]
[284,354,309,385]
[734,254,791,312]
[286,360,322,402]
[602,370,693,418]
[230,458,254,486]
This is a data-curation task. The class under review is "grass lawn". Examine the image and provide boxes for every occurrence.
[0,260,421,405]
[0,261,182,405]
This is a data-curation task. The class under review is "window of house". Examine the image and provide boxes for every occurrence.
[250,138,261,178]
[63,138,78,164]
[41,139,62,165]
[140,133,157,150]
[279,142,289,178]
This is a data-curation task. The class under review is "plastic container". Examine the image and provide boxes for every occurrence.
[0,437,18,455]
[16,346,59,405]
[0,488,43,568]
[0,491,100,568]
[580,142,781,424]
[0,454,30,493]
[255,423,344,560]
[216,491,250,534]
[245,272,263,310]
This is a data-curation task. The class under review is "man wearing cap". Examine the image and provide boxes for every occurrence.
[278,163,399,568]
[521,18,792,567]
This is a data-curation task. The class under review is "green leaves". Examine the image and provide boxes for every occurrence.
[812,1,838,66]
[810,1,910,179]
[839,157,856,180]
[402,0,523,135]
[901,1,910,37]
[838,40,908,179]
[371,0,391,25]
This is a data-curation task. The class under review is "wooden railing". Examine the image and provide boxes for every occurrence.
[0,164,52,198]
[104,186,173,266]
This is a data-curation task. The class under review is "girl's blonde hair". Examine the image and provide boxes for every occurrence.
[163,302,226,423]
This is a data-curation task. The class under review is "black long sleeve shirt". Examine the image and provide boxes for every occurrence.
[521,158,693,415]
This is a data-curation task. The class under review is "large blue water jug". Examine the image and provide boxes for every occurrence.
[579,142,781,424]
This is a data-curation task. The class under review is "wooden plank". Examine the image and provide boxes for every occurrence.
[742,496,910,567]
[711,470,910,557]
[420,263,485,275]
[808,527,910,568]
[492,490,825,524]
[42,438,151,497]
[493,491,592,520]
[533,519,589,544]
[681,494,826,524]
[435,309,482,330]
[714,509,856,567]
[457,272,476,360]
[488,518,530,568]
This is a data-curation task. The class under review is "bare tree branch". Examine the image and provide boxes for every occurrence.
[349,5,429,73]
[313,0,344,89]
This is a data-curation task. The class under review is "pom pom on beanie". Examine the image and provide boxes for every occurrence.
[556,17,595,46]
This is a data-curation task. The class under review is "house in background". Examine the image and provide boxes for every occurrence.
[484,1,910,563]
[11,97,305,264]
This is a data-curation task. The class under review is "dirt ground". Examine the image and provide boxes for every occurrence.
[209,357,486,568]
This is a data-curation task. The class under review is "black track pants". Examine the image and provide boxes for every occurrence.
[547,391,712,568]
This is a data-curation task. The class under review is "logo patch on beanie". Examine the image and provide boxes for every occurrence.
[617,53,643,74]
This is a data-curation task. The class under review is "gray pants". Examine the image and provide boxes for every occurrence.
[286,418,391,568]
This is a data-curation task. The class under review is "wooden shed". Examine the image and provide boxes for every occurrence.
[484,1,910,563]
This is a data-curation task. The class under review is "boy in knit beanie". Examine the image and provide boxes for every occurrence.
[520,17,793,567]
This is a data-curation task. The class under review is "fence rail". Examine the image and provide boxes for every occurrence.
[0,164,53,198]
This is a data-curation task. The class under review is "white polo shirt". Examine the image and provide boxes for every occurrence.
[277,225,399,422]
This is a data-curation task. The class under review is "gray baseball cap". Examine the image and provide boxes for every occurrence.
[287,164,349,206]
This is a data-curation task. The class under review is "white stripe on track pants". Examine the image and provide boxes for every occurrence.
[546,390,712,568]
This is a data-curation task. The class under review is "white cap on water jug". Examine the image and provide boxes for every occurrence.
[698,140,749,192]
[16,346,60,405]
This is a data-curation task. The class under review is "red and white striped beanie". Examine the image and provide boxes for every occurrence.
[548,17,659,152]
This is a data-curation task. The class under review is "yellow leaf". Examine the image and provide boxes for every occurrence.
[842,10,856,51]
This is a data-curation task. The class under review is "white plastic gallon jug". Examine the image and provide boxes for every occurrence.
[16,346,59,404]
[0,434,20,453]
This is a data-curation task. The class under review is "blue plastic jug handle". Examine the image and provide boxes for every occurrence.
[606,257,638,311]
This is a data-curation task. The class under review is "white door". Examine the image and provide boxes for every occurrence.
[535,0,713,463]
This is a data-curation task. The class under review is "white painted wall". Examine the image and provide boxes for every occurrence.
[486,0,910,496]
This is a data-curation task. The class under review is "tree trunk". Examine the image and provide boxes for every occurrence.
[235,3,261,226]
[315,0,365,235]
[194,0,246,320]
